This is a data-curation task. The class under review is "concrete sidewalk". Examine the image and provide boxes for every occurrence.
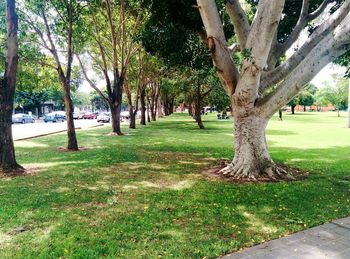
[222,217,350,259]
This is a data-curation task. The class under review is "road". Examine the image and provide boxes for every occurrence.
[12,119,108,141]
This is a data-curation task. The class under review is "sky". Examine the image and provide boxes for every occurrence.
[311,64,347,88]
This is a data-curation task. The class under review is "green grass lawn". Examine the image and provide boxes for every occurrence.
[1,111,350,258]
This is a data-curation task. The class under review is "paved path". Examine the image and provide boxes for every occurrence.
[222,217,350,259]
[12,120,107,141]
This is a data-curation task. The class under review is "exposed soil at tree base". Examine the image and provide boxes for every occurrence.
[203,160,309,184]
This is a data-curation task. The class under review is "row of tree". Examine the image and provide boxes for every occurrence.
[288,77,349,116]
[1,0,350,182]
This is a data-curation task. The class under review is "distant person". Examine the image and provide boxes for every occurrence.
[278,109,283,121]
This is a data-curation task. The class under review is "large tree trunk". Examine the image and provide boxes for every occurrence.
[62,82,78,150]
[220,112,282,180]
[0,0,23,173]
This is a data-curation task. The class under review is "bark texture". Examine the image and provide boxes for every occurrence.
[0,0,23,173]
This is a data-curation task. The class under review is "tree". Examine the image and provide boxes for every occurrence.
[288,96,299,114]
[187,0,350,180]
[335,52,350,126]
[77,0,143,135]
[317,75,348,117]
[23,0,85,150]
[143,0,350,179]
[0,0,23,173]
[290,84,317,112]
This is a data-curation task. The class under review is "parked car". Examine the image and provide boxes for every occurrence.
[73,112,84,119]
[97,112,111,123]
[12,113,35,124]
[82,112,97,119]
[120,111,130,120]
[44,113,65,123]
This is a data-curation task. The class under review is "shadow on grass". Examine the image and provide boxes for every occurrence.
[2,114,350,258]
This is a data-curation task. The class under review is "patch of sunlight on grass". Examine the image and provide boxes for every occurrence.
[54,187,71,193]
[238,206,277,235]
[95,181,111,189]
[23,161,88,168]
[118,162,146,170]
[134,180,194,190]
[139,181,159,188]
[122,185,139,190]
[15,141,49,148]
[0,231,12,245]
[178,160,210,166]
[32,226,53,244]
[168,180,193,190]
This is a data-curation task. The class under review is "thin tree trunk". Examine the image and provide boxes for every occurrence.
[0,0,23,173]
[348,78,350,128]
[291,105,295,114]
[125,80,136,129]
[188,102,192,116]
[157,98,164,118]
[140,87,146,125]
[194,102,205,129]
[147,97,151,123]
[62,82,78,150]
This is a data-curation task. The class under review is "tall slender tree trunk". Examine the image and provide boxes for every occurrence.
[348,78,350,128]
[291,105,295,114]
[125,81,136,129]
[0,0,23,173]
[62,82,78,150]
[157,98,164,118]
[147,97,151,123]
[140,88,146,125]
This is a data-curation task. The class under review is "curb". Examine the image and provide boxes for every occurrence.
[14,127,82,141]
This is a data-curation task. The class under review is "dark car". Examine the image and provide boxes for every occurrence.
[44,113,65,123]
[12,113,35,124]
[82,112,97,119]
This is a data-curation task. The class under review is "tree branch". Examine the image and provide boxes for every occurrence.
[197,0,239,96]
[259,15,350,117]
[225,0,250,48]
[76,54,110,105]
[260,0,350,93]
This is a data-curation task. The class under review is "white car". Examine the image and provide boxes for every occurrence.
[120,111,130,120]
[97,112,110,123]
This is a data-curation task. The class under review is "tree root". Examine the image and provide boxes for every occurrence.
[218,162,297,182]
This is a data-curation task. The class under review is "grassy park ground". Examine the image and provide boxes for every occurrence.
[1,112,350,258]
